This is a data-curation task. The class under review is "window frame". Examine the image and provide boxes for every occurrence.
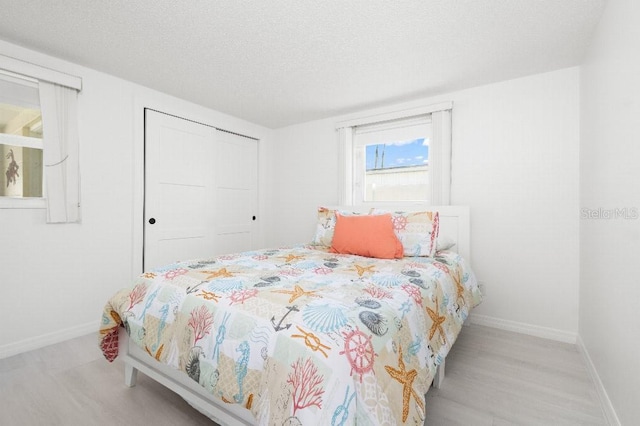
[0,54,82,212]
[0,76,46,209]
[336,101,452,207]
[353,114,431,204]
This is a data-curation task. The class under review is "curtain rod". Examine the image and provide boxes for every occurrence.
[0,68,38,84]
[0,54,82,91]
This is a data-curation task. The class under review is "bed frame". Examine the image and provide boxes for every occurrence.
[120,205,471,425]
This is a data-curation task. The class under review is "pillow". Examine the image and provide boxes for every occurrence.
[330,213,404,259]
[311,207,362,246]
[372,209,440,257]
[436,234,456,251]
[311,207,337,246]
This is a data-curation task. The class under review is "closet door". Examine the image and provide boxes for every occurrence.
[144,110,217,270]
[144,110,259,271]
[214,130,258,254]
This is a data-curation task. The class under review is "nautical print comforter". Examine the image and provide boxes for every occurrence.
[100,245,482,425]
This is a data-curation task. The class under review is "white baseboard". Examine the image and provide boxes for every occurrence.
[576,335,621,426]
[0,321,98,360]
[469,313,577,344]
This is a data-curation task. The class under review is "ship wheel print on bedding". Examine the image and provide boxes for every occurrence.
[339,327,377,382]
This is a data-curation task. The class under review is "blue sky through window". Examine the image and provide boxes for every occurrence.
[365,138,428,170]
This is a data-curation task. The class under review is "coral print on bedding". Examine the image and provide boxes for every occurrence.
[100,245,481,425]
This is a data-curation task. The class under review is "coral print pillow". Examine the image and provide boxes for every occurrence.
[311,207,338,246]
[372,209,440,257]
[311,207,361,247]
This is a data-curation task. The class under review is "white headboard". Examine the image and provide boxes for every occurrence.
[326,204,471,263]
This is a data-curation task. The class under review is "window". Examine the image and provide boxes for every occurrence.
[0,54,82,221]
[337,102,452,206]
[0,72,44,199]
[354,116,431,202]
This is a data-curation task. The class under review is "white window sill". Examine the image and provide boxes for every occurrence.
[0,197,46,209]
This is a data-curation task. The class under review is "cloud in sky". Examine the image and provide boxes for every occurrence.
[384,137,429,147]
[366,138,429,170]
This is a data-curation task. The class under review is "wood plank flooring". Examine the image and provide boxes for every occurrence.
[0,324,606,425]
[424,325,605,425]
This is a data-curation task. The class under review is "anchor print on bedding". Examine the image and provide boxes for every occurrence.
[100,245,482,425]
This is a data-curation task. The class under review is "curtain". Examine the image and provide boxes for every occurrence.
[39,81,81,223]
[337,126,354,205]
[429,109,452,205]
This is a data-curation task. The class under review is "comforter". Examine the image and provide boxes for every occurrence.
[100,245,482,425]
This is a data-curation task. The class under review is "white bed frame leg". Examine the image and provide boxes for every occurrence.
[125,363,138,387]
[433,359,445,389]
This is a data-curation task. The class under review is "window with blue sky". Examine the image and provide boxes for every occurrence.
[365,138,429,170]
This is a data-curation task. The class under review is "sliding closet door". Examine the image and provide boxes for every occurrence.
[144,110,217,270]
[144,110,259,271]
[214,130,258,254]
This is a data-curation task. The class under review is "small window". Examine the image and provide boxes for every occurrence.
[354,116,431,203]
[337,102,452,206]
[0,73,44,199]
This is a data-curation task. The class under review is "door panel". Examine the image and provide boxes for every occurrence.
[215,131,258,252]
[144,110,216,270]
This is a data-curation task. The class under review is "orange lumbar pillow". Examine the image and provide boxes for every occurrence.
[330,212,404,259]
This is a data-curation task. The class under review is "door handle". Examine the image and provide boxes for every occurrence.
[149,218,156,224]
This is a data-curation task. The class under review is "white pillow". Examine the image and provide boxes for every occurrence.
[436,235,456,251]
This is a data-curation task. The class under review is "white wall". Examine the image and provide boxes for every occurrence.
[579,0,640,424]
[0,39,273,358]
[270,68,581,340]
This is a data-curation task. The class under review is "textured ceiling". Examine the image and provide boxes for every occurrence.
[0,0,606,128]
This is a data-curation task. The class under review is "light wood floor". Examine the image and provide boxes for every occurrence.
[0,324,606,425]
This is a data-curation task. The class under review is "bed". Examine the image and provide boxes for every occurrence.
[100,205,482,425]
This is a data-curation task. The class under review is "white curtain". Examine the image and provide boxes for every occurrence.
[39,81,81,223]
[429,109,452,205]
[337,126,354,205]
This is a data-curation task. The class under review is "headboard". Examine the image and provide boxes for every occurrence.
[325,204,471,263]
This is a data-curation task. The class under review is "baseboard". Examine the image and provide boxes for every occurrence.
[469,313,577,344]
[0,321,98,360]
[576,335,621,426]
